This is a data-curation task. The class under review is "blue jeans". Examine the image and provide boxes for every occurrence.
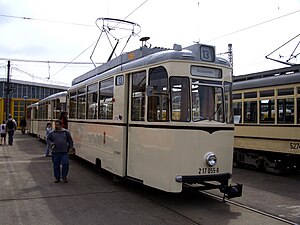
[45,140,51,156]
[8,130,15,145]
[52,153,69,180]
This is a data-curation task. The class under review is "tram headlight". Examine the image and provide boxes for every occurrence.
[205,153,217,167]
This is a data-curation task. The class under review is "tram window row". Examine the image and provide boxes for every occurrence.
[233,86,300,125]
[66,67,231,123]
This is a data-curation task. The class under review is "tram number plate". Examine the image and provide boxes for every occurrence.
[198,167,219,174]
[290,142,300,149]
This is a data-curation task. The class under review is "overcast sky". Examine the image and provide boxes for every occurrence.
[0,0,299,86]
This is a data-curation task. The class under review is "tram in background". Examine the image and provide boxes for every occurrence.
[233,65,300,173]
[27,91,67,140]
[27,102,38,135]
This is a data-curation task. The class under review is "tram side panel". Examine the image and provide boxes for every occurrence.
[69,78,129,177]
[31,120,39,136]
[127,126,234,192]
[235,125,300,155]
[234,125,300,172]
[70,121,127,177]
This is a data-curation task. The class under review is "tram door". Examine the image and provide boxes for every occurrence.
[126,70,146,180]
[126,67,169,186]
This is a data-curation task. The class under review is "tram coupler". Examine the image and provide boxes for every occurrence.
[220,183,243,201]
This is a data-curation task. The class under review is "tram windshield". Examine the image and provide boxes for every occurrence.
[191,80,224,122]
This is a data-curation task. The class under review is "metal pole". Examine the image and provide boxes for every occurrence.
[228,44,233,68]
[6,61,11,120]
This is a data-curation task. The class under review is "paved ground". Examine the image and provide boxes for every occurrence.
[0,132,295,225]
[231,167,300,223]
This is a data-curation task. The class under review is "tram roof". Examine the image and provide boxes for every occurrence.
[71,43,231,87]
[233,65,300,91]
[39,91,67,103]
[27,102,39,108]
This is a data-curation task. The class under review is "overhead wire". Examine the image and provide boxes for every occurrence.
[7,1,298,79]
[205,8,300,42]
[0,14,94,27]
[51,41,99,78]
[10,66,69,86]
[205,8,300,74]
[0,58,95,64]
[0,0,150,80]
[123,0,149,21]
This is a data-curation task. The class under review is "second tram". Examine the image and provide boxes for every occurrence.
[233,65,300,173]
[27,91,67,140]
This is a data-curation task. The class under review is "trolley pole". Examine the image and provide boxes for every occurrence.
[6,60,11,120]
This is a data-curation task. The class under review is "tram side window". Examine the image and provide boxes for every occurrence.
[277,98,294,124]
[53,99,61,119]
[43,102,48,119]
[131,71,146,121]
[233,102,242,124]
[278,88,294,96]
[61,103,66,115]
[87,83,98,119]
[38,103,42,119]
[41,103,45,119]
[69,91,77,119]
[244,101,257,123]
[99,78,114,120]
[259,99,275,124]
[170,77,190,122]
[244,92,257,99]
[32,108,37,120]
[233,93,242,100]
[37,103,42,119]
[260,90,274,97]
[147,66,169,122]
[45,101,50,119]
[27,108,31,120]
[77,87,86,119]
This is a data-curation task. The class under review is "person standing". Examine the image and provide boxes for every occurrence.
[59,112,68,129]
[20,117,27,134]
[44,122,52,157]
[47,119,74,183]
[6,115,17,146]
[0,120,7,145]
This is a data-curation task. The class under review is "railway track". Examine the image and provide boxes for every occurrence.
[203,191,298,225]
[125,179,298,225]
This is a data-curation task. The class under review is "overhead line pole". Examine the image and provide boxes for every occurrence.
[228,43,233,73]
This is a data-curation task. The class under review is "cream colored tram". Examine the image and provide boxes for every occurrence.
[67,43,242,198]
[27,91,67,140]
[27,102,39,135]
[233,66,300,173]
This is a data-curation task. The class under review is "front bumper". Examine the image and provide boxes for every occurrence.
[175,173,243,199]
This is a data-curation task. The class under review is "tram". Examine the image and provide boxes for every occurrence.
[27,18,242,198]
[62,38,242,197]
[27,91,67,140]
[232,65,300,173]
